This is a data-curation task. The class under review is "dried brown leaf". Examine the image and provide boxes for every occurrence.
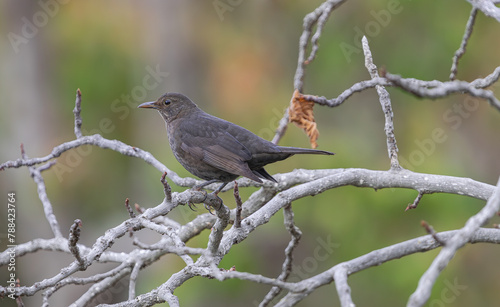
[288,89,320,148]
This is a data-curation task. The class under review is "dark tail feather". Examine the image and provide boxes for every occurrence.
[278,146,335,155]
[253,168,278,183]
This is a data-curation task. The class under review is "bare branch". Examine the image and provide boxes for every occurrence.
[260,204,302,306]
[68,219,85,269]
[362,36,400,170]
[160,172,172,203]
[406,191,425,211]
[301,78,392,107]
[450,8,478,80]
[125,198,136,218]
[467,0,500,22]
[294,0,347,92]
[470,65,500,88]
[23,144,63,239]
[274,228,500,306]
[0,134,193,187]
[420,220,445,246]
[334,266,354,307]
[74,266,132,306]
[73,88,83,138]
[129,261,143,300]
[270,0,347,146]
[384,71,500,111]
[233,182,243,228]
[207,198,230,255]
[42,262,130,305]
[407,177,500,307]
[271,108,289,145]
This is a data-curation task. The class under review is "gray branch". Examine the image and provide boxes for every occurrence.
[362,36,400,170]
[467,0,500,22]
[384,70,500,111]
[73,88,83,139]
[22,145,63,239]
[260,204,301,306]
[294,0,347,92]
[407,177,500,307]
[450,8,478,80]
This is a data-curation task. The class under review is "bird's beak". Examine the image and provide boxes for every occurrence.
[138,101,157,109]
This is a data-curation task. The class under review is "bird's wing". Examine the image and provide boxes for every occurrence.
[180,125,262,182]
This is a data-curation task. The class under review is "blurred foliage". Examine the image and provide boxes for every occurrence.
[1,0,500,306]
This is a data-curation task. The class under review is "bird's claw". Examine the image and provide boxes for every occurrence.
[201,191,223,214]
[188,202,198,211]
[204,203,215,215]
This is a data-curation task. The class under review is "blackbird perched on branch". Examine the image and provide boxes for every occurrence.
[138,92,334,193]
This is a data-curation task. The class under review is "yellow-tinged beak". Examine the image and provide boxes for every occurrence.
[138,101,157,109]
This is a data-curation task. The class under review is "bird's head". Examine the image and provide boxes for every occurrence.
[138,92,198,122]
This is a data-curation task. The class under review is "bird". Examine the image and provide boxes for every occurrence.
[138,92,334,194]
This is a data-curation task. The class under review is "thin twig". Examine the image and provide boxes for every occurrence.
[362,36,400,170]
[161,172,172,203]
[42,262,130,305]
[271,108,289,145]
[294,0,347,92]
[125,198,136,218]
[260,203,302,306]
[73,88,83,139]
[129,261,143,300]
[384,71,500,112]
[420,220,444,246]
[23,145,63,238]
[135,203,145,214]
[234,182,242,228]
[450,8,478,80]
[0,134,192,188]
[72,266,132,306]
[406,191,425,211]
[279,0,346,146]
[301,78,392,107]
[68,219,85,269]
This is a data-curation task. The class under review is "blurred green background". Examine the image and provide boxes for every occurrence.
[1,0,500,306]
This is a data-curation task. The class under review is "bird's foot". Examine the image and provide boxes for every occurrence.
[204,202,215,215]
[203,190,224,214]
[188,202,198,211]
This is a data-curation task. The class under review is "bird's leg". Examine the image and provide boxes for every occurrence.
[193,179,220,191]
[213,182,229,196]
[192,180,216,211]
[193,181,229,212]
[202,182,229,212]
[193,180,228,196]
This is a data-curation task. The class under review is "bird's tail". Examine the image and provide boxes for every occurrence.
[278,146,334,155]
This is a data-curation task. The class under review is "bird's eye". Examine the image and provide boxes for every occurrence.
[164,99,171,106]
